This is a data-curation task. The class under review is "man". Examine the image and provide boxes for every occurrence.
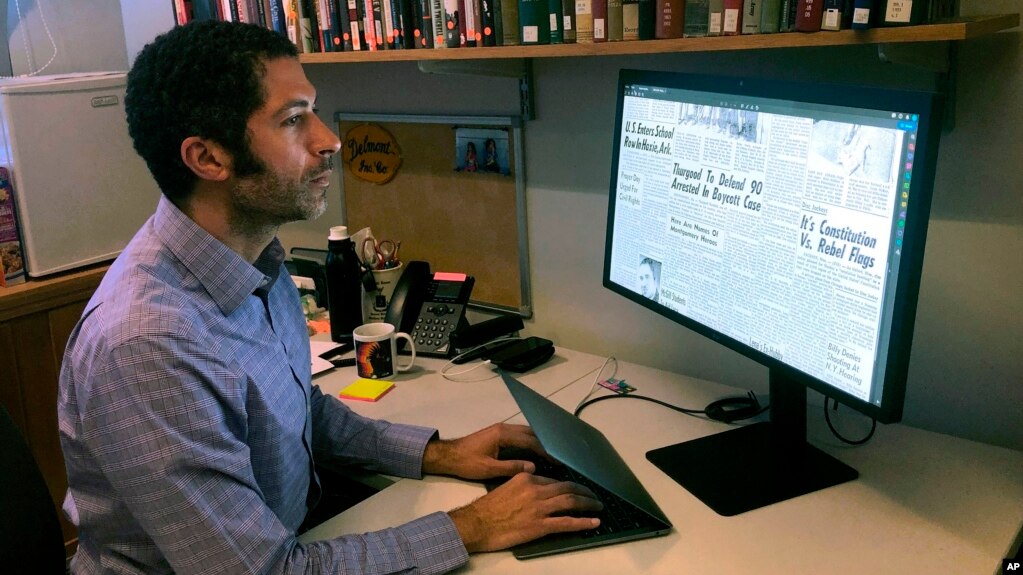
[58,20,601,574]
[637,257,661,303]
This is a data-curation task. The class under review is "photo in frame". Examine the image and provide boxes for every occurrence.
[454,127,511,175]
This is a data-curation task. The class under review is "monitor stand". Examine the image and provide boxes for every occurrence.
[645,369,858,516]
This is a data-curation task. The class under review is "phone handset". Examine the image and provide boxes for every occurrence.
[384,261,475,357]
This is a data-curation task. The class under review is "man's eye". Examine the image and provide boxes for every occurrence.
[285,115,302,126]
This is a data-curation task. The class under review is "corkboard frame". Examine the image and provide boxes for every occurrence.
[335,113,532,317]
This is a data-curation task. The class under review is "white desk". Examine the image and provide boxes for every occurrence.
[302,347,1023,574]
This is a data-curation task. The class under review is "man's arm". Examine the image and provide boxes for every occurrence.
[73,335,466,574]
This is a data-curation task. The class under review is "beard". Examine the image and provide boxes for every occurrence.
[230,153,333,232]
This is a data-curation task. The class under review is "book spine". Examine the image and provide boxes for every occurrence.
[561,0,577,41]
[456,0,469,45]
[416,0,435,46]
[622,0,639,39]
[373,0,386,47]
[607,0,623,40]
[575,0,594,41]
[653,0,683,38]
[256,0,269,28]
[399,0,417,47]
[707,0,723,34]
[431,0,447,47]
[191,0,218,20]
[301,0,322,51]
[777,0,792,29]
[464,0,481,45]
[820,0,842,29]
[286,0,300,45]
[480,0,498,44]
[592,0,607,41]
[268,0,288,34]
[174,0,192,24]
[794,0,823,31]
[879,0,925,26]
[382,0,399,48]
[335,0,354,48]
[683,0,709,36]
[0,167,25,287]
[317,0,336,50]
[443,0,460,46]
[759,0,780,32]
[519,0,551,43]
[741,0,760,33]
[499,0,520,44]
[841,0,854,27]
[347,0,363,49]
[550,0,565,43]
[721,0,741,34]
[850,0,873,29]
[245,0,262,24]
[363,0,380,49]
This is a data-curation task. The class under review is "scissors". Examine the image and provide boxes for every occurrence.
[361,238,401,270]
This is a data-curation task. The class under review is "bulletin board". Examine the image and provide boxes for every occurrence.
[336,113,531,317]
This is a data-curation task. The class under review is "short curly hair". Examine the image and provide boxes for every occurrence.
[125,20,299,201]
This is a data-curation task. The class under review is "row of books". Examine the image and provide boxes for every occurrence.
[0,167,26,287]
[173,0,955,51]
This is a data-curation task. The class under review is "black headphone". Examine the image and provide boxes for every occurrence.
[704,393,763,423]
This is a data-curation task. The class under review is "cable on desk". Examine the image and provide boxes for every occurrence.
[439,336,522,381]
[824,397,877,445]
[573,393,708,419]
[571,358,769,423]
[572,356,618,414]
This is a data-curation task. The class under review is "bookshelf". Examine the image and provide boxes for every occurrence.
[299,14,1019,65]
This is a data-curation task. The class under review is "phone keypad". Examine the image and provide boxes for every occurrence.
[412,303,465,357]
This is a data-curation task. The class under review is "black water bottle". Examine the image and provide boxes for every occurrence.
[325,225,363,343]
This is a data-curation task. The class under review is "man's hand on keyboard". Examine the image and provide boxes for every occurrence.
[448,472,604,552]
[422,423,552,480]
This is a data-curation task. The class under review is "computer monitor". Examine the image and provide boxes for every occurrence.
[603,69,943,516]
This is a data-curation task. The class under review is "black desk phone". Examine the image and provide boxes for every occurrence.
[385,261,475,357]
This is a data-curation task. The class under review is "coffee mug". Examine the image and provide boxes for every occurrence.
[353,322,416,379]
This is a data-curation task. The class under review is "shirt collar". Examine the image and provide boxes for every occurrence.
[153,196,285,315]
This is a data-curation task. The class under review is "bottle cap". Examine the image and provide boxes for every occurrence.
[328,225,350,241]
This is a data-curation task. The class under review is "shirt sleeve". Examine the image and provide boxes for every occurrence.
[309,384,439,479]
[77,333,467,575]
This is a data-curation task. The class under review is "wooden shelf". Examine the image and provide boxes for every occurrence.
[300,14,1018,65]
[0,264,108,322]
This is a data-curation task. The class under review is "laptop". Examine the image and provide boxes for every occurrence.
[487,371,672,559]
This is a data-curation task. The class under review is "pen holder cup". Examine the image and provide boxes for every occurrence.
[362,262,403,323]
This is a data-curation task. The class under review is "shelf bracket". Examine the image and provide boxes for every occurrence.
[876,41,958,131]
[519,59,535,121]
[415,58,535,121]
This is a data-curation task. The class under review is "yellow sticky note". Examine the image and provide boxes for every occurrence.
[338,378,395,402]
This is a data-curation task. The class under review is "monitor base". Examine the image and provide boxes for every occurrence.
[646,421,858,516]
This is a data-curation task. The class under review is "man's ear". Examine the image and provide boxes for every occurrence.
[181,136,231,182]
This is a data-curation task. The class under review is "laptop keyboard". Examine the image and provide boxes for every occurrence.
[493,450,662,538]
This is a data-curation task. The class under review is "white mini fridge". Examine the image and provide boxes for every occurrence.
[0,72,160,278]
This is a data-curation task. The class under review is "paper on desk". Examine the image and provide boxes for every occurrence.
[311,355,334,376]
[311,340,344,357]
[310,340,345,376]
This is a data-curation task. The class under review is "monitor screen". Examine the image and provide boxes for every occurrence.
[603,69,942,515]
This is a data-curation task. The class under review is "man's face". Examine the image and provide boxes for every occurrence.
[637,263,657,299]
[230,57,341,227]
